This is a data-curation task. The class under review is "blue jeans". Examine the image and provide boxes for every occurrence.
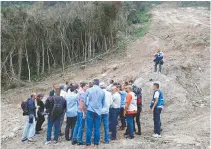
[101,113,109,143]
[46,116,61,141]
[72,112,85,143]
[126,114,136,137]
[86,110,101,146]
[153,108,162,135]
[22,115,36,140]
[109,108,119,139]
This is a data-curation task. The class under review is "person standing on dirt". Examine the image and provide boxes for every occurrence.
[59,84,67,136]
[109,86,121,141]
[119,84,127,130]
[84,79,105,148]
[65,85,78,141]
[100,82,112,144]
[21,93,37,142]
[150,83,164,138]
[129,80,142,135]
[154,48,164,73]
[124,85,137,139]
[35,94,45,134]
[72,82,89,145]
[45,88,67,145]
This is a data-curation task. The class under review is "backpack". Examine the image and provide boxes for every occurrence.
[21,99,29,116]
[132,85,142,107]
[51,96,63,121]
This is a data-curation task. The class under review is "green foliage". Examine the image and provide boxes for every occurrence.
[135,12,151,38]
[178,1,210,9]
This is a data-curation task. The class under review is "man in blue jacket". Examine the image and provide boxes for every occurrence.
[21,93,37,142]
[150,83,164,138]
[84,79,105,148]
[154,48,164,73]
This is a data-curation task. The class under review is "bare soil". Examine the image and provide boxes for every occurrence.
[1,4,210,149]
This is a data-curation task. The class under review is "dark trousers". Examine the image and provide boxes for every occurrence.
[36,114,45,132]
[135,107,141,133]
[153,108,162,135]
[154,61,162,72]
[65,116,77,141]
[59,113,65,135]
[46,116,61,141]
[109,108,119,139]
[120,107,126,127]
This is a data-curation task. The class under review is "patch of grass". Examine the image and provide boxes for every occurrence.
[135,12,152,38]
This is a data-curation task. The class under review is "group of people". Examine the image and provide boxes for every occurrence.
[21,78,164,148]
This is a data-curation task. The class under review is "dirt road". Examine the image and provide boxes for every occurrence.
[1,4,210,149]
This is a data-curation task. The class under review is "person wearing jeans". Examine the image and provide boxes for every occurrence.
[22,114,36,142]
[21,93,37,142]
[119,86,127,130]
[150,83,164,138]
[46,116,61,142]
[86,111,101,146]
[65,86,78,141]
[45,88,67,145]
[72,82,89,145]
[154,48,164,73]
[109,86,121,140]
[124,85,137,139]
[84,79,105,148]
[100,82,112,144]
[153,108,162,135]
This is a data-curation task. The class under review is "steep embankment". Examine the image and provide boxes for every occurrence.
[1,4,210,149]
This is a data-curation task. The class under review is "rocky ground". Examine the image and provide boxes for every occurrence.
[1,4,210,149]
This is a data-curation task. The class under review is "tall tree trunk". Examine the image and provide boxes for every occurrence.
[25,43,31,82]
[89,35,92,58]
[17,47,23,79]
[47,48,50,72]
[36,48,40,76]
[61,41,65,72]
[41,41,45,74]
[9,50,15,78]
[49,48,56,68]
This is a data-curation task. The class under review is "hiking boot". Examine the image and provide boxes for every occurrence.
[152,134,161,138]
[21,138,28,142]
[135,132,142,135]
[36,131,40,134]
[45,141,51,145]
[72,140,78,145]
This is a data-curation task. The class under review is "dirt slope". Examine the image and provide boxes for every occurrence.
[1,4,210,149]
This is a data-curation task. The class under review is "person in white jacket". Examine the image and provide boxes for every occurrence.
[100,82,112,144]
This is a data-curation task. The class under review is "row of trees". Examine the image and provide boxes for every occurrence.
[2,2,125,89]
[2,1,209,89]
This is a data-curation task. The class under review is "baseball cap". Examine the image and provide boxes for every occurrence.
[38,93,44,97]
